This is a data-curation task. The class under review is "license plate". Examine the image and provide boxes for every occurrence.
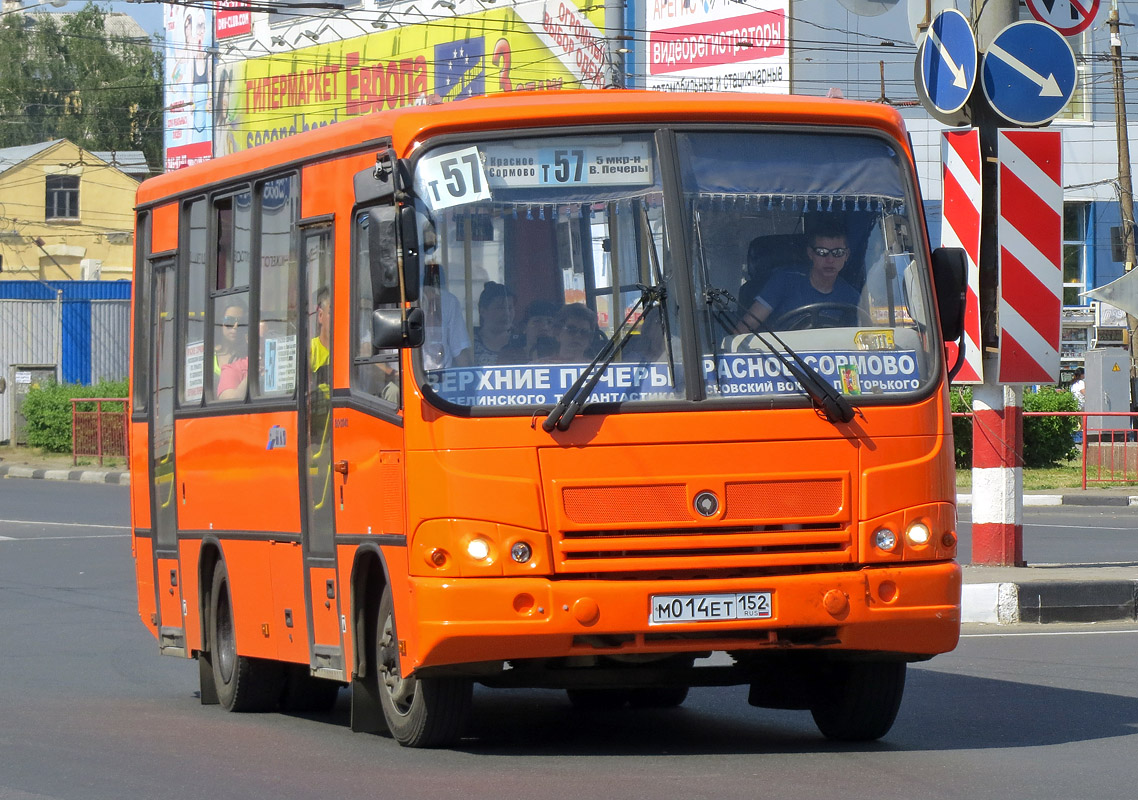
[649,592,772,624]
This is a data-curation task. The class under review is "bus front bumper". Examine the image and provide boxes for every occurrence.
[405,561,961,672]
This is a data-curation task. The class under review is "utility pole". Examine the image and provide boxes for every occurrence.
[1108,4,1137,369]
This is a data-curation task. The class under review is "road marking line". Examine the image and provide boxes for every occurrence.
[0,533,131,542]
[0,518,127,530]
[963,628,1138,638]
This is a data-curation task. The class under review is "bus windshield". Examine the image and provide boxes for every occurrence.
[410,128,937,412]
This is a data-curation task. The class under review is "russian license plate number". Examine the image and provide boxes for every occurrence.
[650,592,772,624]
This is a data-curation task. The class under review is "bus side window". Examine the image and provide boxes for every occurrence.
[208,190,252,403]
[351,208,400,407]
[179,199,207,405]
[257,175,300,398]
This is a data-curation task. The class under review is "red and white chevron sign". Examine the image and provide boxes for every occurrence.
[997,129,1062,384]
[941,129,983,383]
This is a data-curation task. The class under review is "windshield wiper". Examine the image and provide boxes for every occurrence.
[543,283,666,433]
[705,287,855,424]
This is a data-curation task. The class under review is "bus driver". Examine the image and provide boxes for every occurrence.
[737,217,860,331]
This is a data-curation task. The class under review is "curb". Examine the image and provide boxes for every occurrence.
[957,493,1138,507]
[0,464,129,485]
[963,580,1138,624]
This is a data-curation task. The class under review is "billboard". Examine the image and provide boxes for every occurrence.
[642,0,789,93]
[216,0,252,40]
[214,2,603,157]
[165,4,214,170]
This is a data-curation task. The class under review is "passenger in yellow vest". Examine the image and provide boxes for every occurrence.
[309,287,331,447]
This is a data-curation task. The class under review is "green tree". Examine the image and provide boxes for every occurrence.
[0,3,163,171]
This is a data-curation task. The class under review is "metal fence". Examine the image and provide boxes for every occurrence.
[953,410,1138,489]
[71,397,128,466]
[0,295,130,444]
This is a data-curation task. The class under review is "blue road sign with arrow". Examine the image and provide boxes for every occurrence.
[981,20,1077,126]
[919,8,977,115]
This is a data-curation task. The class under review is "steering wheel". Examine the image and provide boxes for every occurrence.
[771,302,868,331]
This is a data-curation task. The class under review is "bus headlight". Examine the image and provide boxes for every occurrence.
[510,541,533,564]
[874,528,897,552]
[466,537,491,561]
[906,522,931,546]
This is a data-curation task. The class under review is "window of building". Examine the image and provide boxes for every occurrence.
[45,175,79,220]
[1063,201,1089,306]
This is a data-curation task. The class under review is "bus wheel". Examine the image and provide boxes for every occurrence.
[209,563,283,712]
[810,661,906,742]
[628,686,689,709]
[565,689,630,710]
[375,586,471,747]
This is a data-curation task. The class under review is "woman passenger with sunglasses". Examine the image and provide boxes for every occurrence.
[546,303,603,363]
[214,300,249,400]
[737,217,860,331]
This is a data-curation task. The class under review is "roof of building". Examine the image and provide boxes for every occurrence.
[0,140,150,180]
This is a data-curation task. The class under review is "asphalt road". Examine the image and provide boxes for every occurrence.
[3,480,1138,799]
[956,504,1138,565]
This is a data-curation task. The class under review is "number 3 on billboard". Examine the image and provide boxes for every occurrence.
[416,146,491,212]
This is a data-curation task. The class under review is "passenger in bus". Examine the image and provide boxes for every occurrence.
[471,281,516,364]
[214,299,249,400]
[545,303,602,363]
[422,262,472,370]
[622,305,672,363]
[498,298,560,364]
[737,217,860,331]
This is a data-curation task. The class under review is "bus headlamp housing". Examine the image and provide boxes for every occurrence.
[411,519,552,577]
[859,503,956,563]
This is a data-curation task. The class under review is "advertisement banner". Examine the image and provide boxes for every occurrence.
[165,4,214,170]
[216,0,252,40]
[643,0,789,94]
[214,2,602,157]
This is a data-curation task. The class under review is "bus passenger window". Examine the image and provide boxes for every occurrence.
[351,208,400,406]
[208,189,252,404]
[257,175,299,398]
[180,199,207,404]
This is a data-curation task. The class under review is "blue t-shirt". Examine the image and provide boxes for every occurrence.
[755,270,860,327]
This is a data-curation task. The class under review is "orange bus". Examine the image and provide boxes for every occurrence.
[130,90,967,747]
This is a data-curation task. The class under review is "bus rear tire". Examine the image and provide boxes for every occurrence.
[209,563,283,712]
[375,586,471,747]
[810,661,906,742]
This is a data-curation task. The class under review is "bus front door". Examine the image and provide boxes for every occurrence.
[150,258,186,655]
[300,226,346,679]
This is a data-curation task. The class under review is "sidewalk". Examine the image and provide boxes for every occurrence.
[3,446,1135,626]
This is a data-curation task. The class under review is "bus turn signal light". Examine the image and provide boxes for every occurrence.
[429,548,448,568]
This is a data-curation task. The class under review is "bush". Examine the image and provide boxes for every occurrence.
[951,386,1078,469]
[21,379,128,453]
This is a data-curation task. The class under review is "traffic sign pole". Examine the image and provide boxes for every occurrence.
[969,0,1025,567]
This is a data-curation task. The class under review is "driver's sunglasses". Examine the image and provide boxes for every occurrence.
[811,247,848,258]
[222,315,243,328]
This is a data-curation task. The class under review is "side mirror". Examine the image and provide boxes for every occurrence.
[931,247,967,342]
[400,208,421,303]
[367,206,400,305]
[372,307,425,349]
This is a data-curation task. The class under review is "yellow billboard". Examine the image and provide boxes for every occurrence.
[215,2,608,156]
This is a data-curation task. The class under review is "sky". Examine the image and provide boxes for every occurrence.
[36,0,165,37]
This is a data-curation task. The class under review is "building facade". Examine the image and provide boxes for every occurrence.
[0,140,148,282]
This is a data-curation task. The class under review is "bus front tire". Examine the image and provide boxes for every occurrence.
[209,564,283,712]
[375,586,471,747]
[810,661,906,742]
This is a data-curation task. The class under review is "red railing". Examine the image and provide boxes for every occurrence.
[952,410,1138,489]
[72,398,128,467]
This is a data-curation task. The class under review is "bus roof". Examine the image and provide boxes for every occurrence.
[138,90,911,205]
